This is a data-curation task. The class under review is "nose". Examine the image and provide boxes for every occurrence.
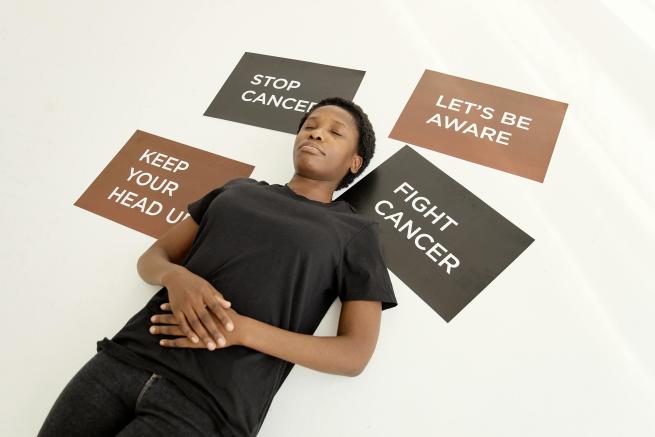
[308,129,323,141]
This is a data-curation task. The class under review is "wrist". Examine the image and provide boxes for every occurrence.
[236,315,253,347]
[160,264,187,287]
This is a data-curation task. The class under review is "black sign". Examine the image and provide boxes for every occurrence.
[204,52,365,134]
[338,145,535,322]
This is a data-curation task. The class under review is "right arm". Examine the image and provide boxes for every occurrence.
[136,214,199,286]
[136,216,234,351]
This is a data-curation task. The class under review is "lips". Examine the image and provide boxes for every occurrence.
[299,141,324,155]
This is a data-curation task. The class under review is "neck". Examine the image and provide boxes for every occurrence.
[286,177,335,204]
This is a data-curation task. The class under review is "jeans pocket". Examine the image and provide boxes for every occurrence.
[135,373,160,406]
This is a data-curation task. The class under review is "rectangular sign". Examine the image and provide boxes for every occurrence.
[338,145,535,322]
[389,69,568,182]
[204,52,366,134]
[74,130,254,238]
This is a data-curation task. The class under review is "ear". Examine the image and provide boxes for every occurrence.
[350,154,363,175]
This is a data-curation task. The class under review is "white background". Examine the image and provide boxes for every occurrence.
[2,1,654,436]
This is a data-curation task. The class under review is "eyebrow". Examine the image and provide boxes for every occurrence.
[307,115,347,128]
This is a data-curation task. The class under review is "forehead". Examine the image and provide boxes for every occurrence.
[306,105,357,129]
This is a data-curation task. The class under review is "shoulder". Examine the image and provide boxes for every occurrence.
[225,176,258,186]
[340,202,380,228]
[331,212,382,251]
[349,220,381,243]
[222,177,269,190]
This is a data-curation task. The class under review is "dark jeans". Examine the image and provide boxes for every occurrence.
[37,349,220,436]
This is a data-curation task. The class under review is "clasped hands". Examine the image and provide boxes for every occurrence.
[150,301,245,350]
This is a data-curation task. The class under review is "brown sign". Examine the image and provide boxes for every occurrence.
[74,130,254,238]
[389,69,568,182]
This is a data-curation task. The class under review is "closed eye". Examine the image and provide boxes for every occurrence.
[304,126,342,136]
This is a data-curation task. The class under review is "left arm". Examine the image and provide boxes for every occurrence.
[241,299,382,377]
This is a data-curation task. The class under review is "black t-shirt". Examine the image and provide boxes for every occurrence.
[96,177,398,436]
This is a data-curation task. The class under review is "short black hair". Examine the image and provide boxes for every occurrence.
[295,96,376,191]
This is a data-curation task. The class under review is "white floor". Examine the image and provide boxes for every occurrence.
[1,1,654,436]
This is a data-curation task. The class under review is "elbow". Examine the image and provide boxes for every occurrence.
[136,250,152,280]
[341,336,375,377]
[136,246,170,285]
[348,366,364,377]
[344,355,370,378]
[136,246,153,267]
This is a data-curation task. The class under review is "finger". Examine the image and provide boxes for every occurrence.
[212,291,232,308]
[160,302,172,311]
[150,324,184,336]
[150,313,177,325]
[159,337,199,348]
[173,309,200,344]
[197,303,227,348]
[207,298,235,332]
[186,306,217,350]
[193,305,222,350]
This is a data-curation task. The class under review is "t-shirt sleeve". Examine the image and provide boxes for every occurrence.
[187,177,252,224]
[337,222,398,311]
